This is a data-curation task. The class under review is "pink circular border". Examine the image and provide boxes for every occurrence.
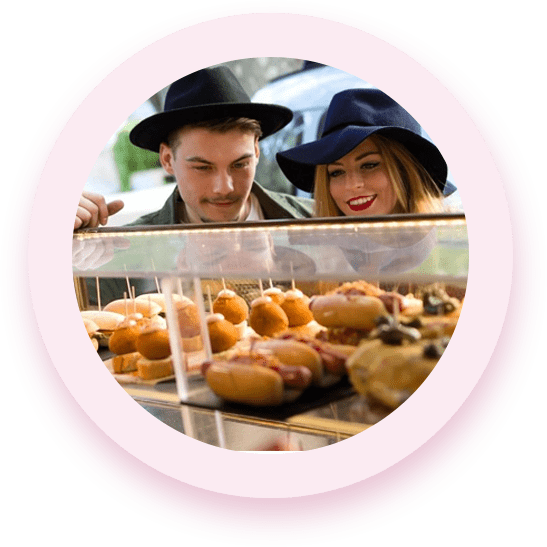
[0,1,547,545]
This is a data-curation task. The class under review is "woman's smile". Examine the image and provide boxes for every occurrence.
[347,195,377,212]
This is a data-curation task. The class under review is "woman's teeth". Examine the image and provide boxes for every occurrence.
[349,196,374,206]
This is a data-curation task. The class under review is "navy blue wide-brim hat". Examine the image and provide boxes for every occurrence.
[130,66,294,153]
[276,88,451,195]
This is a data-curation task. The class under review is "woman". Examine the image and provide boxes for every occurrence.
[276,88,453,217]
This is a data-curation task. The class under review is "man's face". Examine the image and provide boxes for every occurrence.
[159,126,259,223]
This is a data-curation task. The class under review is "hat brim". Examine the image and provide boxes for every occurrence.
[276,125,449,194]
[129,102,293,152]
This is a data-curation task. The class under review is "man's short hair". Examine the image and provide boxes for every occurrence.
[166,117,263,152]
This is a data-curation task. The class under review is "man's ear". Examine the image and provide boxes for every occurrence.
[159,143,175,175]
[254,138,260,161]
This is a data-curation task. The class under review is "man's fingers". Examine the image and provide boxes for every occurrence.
[106,200,125,221]
[74,192,123,230]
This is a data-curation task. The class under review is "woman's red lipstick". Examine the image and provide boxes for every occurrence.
[347,195,376,212]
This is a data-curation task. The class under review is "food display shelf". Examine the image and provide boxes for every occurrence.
[73,213,468,450]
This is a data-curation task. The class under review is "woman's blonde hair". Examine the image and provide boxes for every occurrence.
[313,134,445,217]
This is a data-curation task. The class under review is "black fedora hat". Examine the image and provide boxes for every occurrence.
[130,66,294,152]
[276,88,449,194]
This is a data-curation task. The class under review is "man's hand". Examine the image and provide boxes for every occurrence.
[72,237,131,271]
[74,191,125,230]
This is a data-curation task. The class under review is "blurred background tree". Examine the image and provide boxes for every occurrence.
[112,120,161,192]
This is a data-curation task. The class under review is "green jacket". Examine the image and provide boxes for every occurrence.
[86,183,313,305]
[126,182,313,226]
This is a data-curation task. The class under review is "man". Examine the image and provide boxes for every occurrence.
[74,66,313,305]
[74,66,312,230]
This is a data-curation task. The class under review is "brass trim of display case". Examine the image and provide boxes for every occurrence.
[73,212,466,238]
[286,415,370,437]
[73,276,89,309]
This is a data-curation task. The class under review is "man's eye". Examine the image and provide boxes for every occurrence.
[194,165,211,171]
[233,162,249,169]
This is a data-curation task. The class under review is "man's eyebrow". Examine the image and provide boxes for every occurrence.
[184,153,254,164]
[185,156,213,164]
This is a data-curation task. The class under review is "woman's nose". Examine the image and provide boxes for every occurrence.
[345,171,363,189]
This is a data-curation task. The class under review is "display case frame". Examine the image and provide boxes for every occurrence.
[72,213,468,450]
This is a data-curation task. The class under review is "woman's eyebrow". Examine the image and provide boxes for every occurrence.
[328,150,380,166]
[354,150,380,161]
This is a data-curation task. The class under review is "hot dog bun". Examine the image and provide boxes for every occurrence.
[309,294,387,331]
[135,292,185,313]
[204,361,285,406]
[252,339,324,385]
[278,333,349,377]
[104,298,162,318]
[81,310,125,347]
[83,318,100,350]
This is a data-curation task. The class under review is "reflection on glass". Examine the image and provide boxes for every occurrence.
[72,216,467,284]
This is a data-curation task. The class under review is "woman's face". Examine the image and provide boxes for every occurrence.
[327,138,398,216]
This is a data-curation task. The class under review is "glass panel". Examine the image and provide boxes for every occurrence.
[72,214,468,286]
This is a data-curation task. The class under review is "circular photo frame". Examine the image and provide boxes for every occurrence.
[1,2,547,545]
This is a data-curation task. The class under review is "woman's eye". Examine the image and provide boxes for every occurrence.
[361,161,380,170]
[328,169,344,178]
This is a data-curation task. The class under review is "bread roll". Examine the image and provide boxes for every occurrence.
[104,298,162,318]
[212,289,249,325]
[249,296,289,337]
[310,294,387,331]
[263,287,285,306]
[136,356,174,380]
[253,339,324,385]
[175,299,201,338]
[280,289,314,327]
[136,326,171,360]
[207,314,239,353]
[108,319,141,355]
[80,310,124,333]
[205,362,284,406]
[135,292,185,313]
[111,351,140,373]
[181,335,204,352]
[83,318,100,351]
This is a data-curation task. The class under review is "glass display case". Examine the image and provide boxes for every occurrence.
[72,213,468,451]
